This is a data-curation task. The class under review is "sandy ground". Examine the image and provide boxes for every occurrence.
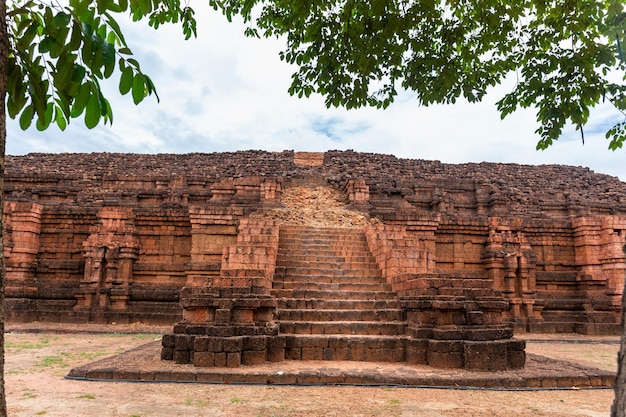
[3,329,620,417]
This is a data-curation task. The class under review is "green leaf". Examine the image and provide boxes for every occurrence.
[53,12,71,29]
[102,42,116,77]
[104,11,127,44]
[71,83,91,117]
[19,105,34,130]
[68,21,83,51]
[131,73,145,104]
[127,58,140,69]
[21,21,40,46]
[138,0,152,16]
[36,103,54,131]
[119,66,133,94]
[85,91,102,128]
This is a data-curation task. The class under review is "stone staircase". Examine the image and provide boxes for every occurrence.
[272,225,408,362]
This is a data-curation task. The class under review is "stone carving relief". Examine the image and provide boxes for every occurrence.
[75,207,139,312]
[483,217,540,330]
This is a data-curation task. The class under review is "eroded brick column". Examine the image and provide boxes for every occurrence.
[483,217,539,331]
[364,223,435,293]
[366,220,525,371]
[75,207,139,317]
[599,216,626,299]
[572,216,626,333]
[343,179,370,209]
[163,217,280,367]
[3,202,43,320]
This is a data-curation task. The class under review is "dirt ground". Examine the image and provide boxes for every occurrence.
[3,328,620,417]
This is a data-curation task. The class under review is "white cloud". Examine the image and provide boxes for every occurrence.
[6,3,626,181]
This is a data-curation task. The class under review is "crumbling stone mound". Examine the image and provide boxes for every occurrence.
[251,186,369,228]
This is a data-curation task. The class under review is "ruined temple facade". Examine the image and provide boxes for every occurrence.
[4,150,626,370]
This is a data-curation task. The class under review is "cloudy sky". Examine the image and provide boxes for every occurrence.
[6,3,626,181]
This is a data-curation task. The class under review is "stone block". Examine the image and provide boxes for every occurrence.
[226,352,241,367]
[285,348,301,360]
[160,347,174,361]
[193,352,215,367]
[173,349,190,364]
[301,347,323,360]
[268,336,286,349]
[242,350,266,365]
[161,334,175,348]
[427,351,463,369]
[463,341,509,371]
[207,327,235,337]
[206,337,223,352]
[322,348,335,361]
[406,339,428,365]
[242,336,267,351]
[214,352,227,367]
[174,335,194,351]
[427,340,464,368]
[223,337,243,352]
[267,347,285,362]
[507,349,526,369]
[215,309,231,324]
[193,336,208,352]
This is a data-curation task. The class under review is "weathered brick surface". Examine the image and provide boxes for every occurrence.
[4,150,626,370]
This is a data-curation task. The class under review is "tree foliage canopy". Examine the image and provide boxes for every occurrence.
[5,0,626,149]
[5,0,196,131]
[208,0,626,150]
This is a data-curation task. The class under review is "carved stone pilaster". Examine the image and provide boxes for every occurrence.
[75,207,139,314]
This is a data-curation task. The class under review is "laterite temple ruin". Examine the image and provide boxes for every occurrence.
[5,150,626,371]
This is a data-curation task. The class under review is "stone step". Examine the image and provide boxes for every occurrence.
[279,235,367,243]
[278,233,368,242]
[278,320,407,336]
[434,288,500,297]
[279,230,367,239]
[274,274,386,285]
[273,281,390,292]
[276,268,382,279]
[284,334,408,362]
[422,278,494,289]
[276,257,379,271]
[271,289,397,300]
[276,254,375,264]
[277,298,401,310]
[277,247,373,257]
[279,267,382,278]
[276,308,405,322]
[278,240,368,252]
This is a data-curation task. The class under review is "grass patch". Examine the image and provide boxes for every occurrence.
[230,397,243,404]
[382,398,402,417]
[5,338,50,351]
[36,356,68,368]
[35,411,47,415]
[254,405,296,417]
[78,394,96,400]
[63,350,110,361]
[22,391,36,399]
[183,398,212,408]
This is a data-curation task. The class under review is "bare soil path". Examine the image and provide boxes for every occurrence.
[4,325,619,417]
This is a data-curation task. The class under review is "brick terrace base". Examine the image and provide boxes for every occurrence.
[68,341,615,389]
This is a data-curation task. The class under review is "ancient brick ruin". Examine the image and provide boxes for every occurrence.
[4,150,626,371]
